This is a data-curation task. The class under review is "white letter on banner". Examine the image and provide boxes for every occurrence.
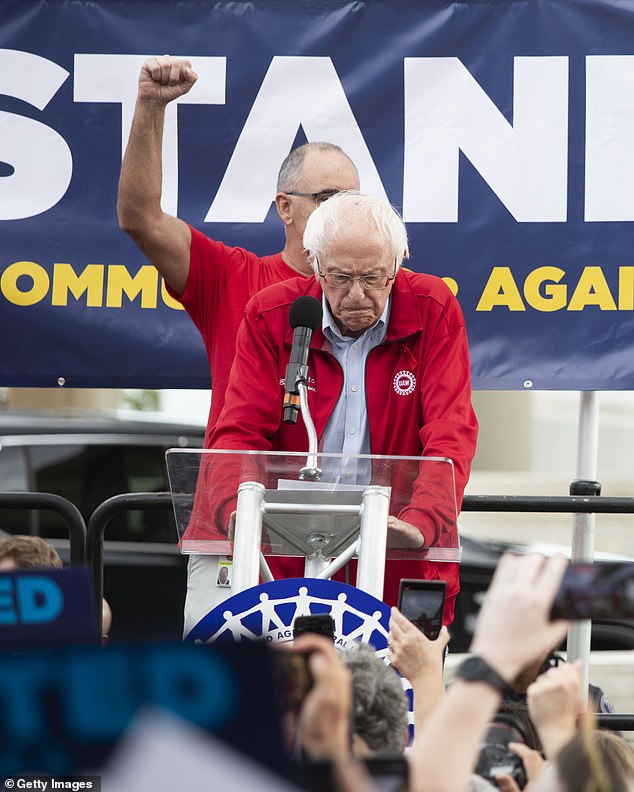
[74,55,226,216]
[205,57,386,222]
[585,56,634,222]
[403,57,568,222]
[0,49,72,220]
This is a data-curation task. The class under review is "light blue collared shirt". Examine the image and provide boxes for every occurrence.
[319,294,391,484]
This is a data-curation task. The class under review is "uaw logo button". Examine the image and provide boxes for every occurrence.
[393,370,416,396]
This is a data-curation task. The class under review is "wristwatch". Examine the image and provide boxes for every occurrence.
[455,656,508,692]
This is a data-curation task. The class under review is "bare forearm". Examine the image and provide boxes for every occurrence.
[116,95,190,294]
[411,676,445,738]
[117,98,165,232]
[409,680,500,792]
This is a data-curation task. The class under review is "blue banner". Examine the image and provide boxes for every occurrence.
[2,0,634,390]
[0,641,287,777]
[0,567,96,649]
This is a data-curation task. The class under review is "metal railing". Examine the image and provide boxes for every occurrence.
[0,487,618,731]
[86,492,174,630]
[0,491,86,563]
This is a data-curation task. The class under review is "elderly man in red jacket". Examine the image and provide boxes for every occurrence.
[189,191,479,627]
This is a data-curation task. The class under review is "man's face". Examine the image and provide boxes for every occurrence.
[285,150,360,239]
[0,557,17,571]
[317,222,395,338]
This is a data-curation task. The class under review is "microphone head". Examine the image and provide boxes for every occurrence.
[288,295,323,331]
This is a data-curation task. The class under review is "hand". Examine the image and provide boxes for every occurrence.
[293,634,352,760]
[387,515,424,549]
[526,660,583,759]
[469,553,570,684]
[388,606,449,685]
[227,510,236,542]
[138,55,198,106]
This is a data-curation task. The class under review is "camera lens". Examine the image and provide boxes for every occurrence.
[475,716,529,789]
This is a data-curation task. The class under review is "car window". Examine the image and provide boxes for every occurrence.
[0,445,29,491]
[2,443,178,544]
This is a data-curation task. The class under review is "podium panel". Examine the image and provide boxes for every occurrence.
[166,449,460,565]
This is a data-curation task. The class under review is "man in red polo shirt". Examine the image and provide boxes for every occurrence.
[118,56,360,439]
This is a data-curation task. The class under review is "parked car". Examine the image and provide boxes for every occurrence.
[1,409,631,649]
[0,409,204,640]
[453,533,634,652]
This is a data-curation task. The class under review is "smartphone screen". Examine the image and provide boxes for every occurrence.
[398,579,446,639]
[550,561,634,620]
[293,613,335,641]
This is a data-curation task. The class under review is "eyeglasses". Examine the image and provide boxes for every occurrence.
[284,189,342,205]
[317,259,397,291]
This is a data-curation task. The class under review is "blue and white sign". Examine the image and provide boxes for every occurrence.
[3,0,634,389]
[185,578,391,650]
[0,567,97,649]
[185,578,416,736]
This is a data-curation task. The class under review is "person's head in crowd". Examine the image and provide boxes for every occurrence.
[0,535,63,570]
[506,645,614,715]
[529,729,634,792]
[507,646,557,694]
[592,728,634,781]
[276,142,360,271]
[340,641,408,756]
[303,191,409,338]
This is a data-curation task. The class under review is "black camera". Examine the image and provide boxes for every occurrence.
[474,713,529,788]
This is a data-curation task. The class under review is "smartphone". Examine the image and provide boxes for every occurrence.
[550,561,634,620]
[398,579,446,640]
[293,613,335,641]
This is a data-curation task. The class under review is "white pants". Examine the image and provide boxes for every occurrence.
[183,554,234,638]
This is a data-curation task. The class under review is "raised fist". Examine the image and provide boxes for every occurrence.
[138,55,198,105]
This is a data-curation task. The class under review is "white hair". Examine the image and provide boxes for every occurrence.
[303,191,409,275]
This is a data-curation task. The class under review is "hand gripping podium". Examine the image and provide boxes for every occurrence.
[166,448,460,603]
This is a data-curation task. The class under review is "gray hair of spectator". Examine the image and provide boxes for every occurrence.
[0,535,63,569]
[303,191,409,273]
[276,141,357,193]
[340,641,408,754]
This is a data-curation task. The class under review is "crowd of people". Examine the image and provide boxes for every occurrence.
[0,534,631,790]
[283,552,634,792]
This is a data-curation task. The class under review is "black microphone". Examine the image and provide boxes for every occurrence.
[283,295,323,424]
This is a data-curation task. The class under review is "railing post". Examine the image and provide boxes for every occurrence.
[567,478,601,697]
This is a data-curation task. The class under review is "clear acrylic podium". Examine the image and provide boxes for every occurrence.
[166,449,459,602]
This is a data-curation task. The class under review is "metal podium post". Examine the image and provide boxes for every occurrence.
[232,481,265,595]
[230,481,390,598]
[356,485,390,599]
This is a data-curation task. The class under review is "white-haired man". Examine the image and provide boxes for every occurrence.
[193,192,479,625]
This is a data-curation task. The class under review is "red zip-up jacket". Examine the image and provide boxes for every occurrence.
[204,269,479,623]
